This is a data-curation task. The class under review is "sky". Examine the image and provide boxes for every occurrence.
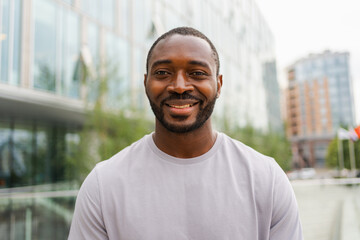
[255,0,360,124]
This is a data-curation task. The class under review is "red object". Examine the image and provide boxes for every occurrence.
[355,126,360,138]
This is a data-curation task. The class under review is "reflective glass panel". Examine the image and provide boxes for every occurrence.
[61,8,80,99]
[105,33,130,109]
[132,0,145,42]
[134,48,145,108]
[82,0,98,20]
[0,0,10,83]
[11,124,33,187]
[0,194,76,240]
[33,0,57,92]
[11,0,22,85]
[0,122,34,188]
[101,0,114,28]
[62,0,72,4]
[87,21,100,102]
[64,132,80,181]
[119,0,129,36]
[34,127,49,184]
[0,121,11,188]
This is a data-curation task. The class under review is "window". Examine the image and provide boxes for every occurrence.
[86,21,100,102]
[134,48,145,108]
[62,0,72,4]
[119,0,129,36]
[0,0,10,83]
[101,0,114,28]
[105,33,130,108]
[61,8,80,98]
[33,0,57,91]
[81,0,99,20]
[0,121,11,187]
[11,125,33,187]
[133,0,145,42]
[33,0,80,95]
[0,0,22,85]
[12,0,22,85]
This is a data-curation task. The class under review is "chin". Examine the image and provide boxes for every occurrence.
[159,119,207,133]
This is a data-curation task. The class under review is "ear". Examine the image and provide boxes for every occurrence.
[216,74,223,98]
[144,74,147,87]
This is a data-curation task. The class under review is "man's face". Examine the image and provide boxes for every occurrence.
[144,35,222,133]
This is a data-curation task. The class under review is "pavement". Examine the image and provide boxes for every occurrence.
[292,178,360,240]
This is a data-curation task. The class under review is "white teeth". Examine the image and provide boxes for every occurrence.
[170,104,192,109]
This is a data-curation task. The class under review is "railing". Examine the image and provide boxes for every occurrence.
[0,183,78,240]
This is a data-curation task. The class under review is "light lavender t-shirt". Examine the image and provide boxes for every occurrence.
[68,132,303,240]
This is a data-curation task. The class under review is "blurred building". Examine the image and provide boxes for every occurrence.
[262,60,282,132]
[285,50,355,168]
[0,0,280,238]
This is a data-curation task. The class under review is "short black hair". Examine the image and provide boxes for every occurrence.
[146,27,220,76]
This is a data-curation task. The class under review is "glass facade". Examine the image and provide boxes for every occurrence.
[1,0,280,238]
[85,21,100,102]
[294,51,355,131]
[0,188,76,240]
[287,51,355,166]
[0,119,80,238]
[33,0,81,96]
[33,0,57,92]
[0,0,22,85]
[61,8,80,98]
[0,0,10,83]
[0,120,80,188]
[105,32,130,109]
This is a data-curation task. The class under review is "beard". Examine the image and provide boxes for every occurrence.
[147,92,217,133]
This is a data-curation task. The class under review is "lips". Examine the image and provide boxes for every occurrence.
[166,103,197,109]
[162,100,199,116]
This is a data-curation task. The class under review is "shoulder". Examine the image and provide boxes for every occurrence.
[218,132,289,192]
[220,133,279,171]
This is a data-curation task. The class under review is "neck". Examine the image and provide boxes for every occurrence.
[153,120,217,158]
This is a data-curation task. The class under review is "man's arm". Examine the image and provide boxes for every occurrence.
[270,163,303,240]
[68,168,108,240]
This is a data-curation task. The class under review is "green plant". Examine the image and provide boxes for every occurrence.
[66,61,154,182]
[326,137,360,169]
[223,125,292,171]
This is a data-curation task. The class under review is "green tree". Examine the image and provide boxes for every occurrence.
[66,61,153,182]
[223,125,292,171]
[326,137,360,169]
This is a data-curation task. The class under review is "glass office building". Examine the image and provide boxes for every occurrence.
[286,51,355,167]
[0,0,280,238]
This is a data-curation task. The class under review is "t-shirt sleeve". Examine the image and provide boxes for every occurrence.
[269,162,303,240]
[68,167,108,240]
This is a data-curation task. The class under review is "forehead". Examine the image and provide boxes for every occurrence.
[149,35,215,69]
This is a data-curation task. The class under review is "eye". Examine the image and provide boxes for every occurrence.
[154,70,170,75]
[189,71,208,79]
[190,71,205,76]
[153,70,171,79]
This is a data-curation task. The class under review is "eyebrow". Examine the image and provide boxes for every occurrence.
[150,59,172,70]
[188,60,210,69]
[150,59,211,71]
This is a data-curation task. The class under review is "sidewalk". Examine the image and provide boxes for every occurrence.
[341,190,360,240]
[293,181,360,240]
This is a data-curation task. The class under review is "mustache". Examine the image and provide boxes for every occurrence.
[161,93,202,105]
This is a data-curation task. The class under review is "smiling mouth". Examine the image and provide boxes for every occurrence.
[166,103,198,109]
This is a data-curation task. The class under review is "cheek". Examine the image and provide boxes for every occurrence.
[195,82,218,99]
[146,81,167,99]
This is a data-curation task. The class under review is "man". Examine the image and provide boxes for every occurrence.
[69,27,303,240]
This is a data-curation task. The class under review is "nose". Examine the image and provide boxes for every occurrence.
[167,72,194,94]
